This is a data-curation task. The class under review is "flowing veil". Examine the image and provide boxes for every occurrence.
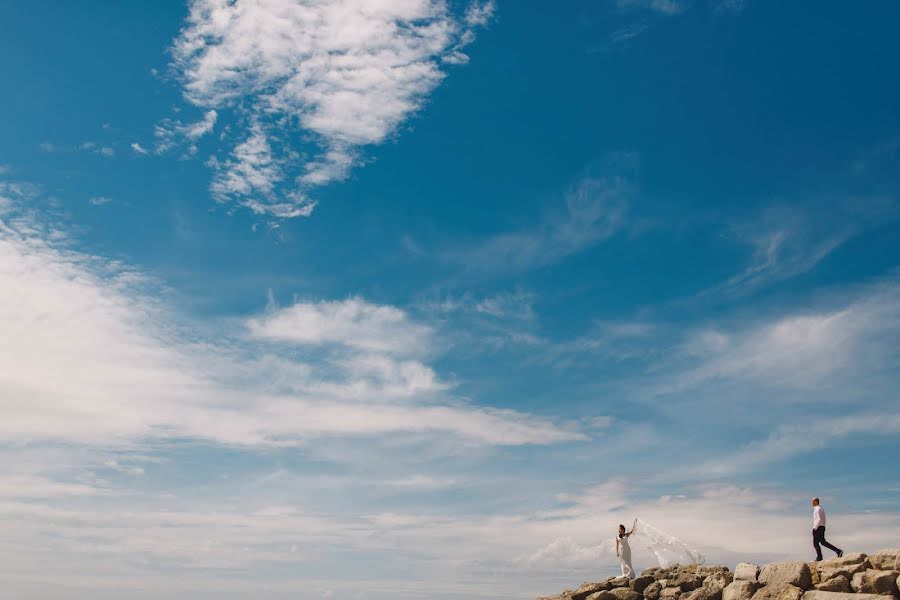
[631,518,705,567]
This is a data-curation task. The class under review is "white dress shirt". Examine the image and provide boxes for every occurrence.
[813,505,826,529]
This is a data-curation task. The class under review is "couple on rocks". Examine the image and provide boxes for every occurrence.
[615,498,843,579]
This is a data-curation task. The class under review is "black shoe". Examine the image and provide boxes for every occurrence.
[837,550,843,558]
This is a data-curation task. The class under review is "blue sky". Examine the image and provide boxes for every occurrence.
[2,1,900,598]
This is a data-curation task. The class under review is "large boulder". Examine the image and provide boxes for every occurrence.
[759,562,813,590]
[672,574,704,592]
[850,569,900,595]
[704,571,735,594]
[751,583,803,600]
[802,592,888,600]
[735,564,761,583]
[588,593,619,600]
[723,581,757,600]
[684,587,721,600]
[573,583,609,600]
[818,553,868,569]
[815,576,850,593]
[660,586,683,600]
[611,588,643,600]
[609,577,633,589]
[538,594,574,600]
[817,563,868,584]
[867,549,900,572]
[632,576,656,595]
[815,554,869,584]
[644,582,663,600]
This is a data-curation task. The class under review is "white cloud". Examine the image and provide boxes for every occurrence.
[170,0,493,217]
[88,196,113,206]
[248,296,431,356]
[130,142,150,155]
[154,109,218,155]
[0,183,579,448]
[422,288,536,321]
[679,281,900,390]
[705,206,858,299]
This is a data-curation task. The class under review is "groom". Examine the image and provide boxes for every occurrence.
[812,497,843,561]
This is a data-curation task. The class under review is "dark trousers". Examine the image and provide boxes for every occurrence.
[813,525,841,560]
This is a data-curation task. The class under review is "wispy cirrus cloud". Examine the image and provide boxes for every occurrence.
[169,0,495,218]
[153,109,218,156]
[443,172,631,273]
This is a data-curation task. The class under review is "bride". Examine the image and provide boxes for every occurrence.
[616,519,637,579]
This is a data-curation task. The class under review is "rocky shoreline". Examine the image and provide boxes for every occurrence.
[538,549,900,600]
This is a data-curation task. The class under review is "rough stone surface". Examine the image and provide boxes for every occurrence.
[866,550,900,572]
[760,562,813,590]
[632,576,656,594]
[820,555,869,569]
[644,582,663,600]
[588,592,619,600]
[751,583,803,600]
[611,588,644,600]
[660,586,683,600]
[736,564,761,583]
[802,592,888,600]
[685,586,721,600]
[674,574,705,592]
[573,583,608,600]
[609,577,632,589]
[815,576,851,593]
[724,581,757,600]
[818,565,868,584]
[850,570,899,595]
[705,572,735,594]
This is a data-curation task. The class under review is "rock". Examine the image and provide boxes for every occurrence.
[538,594,574,600]
[735,564,761,583]
[611,589,644,600]
[633,576,657,594]
[751,583,803,600]
[802,592,887,600]
[759,562,813,590]
[704,571,735,594]
[644,582,663,600]
[609,577,632,589]
[723,581,757,600]
[573,583,609,600]
[850,569,900,595]
[672,574,704,592]
[815,576,850,593]
[684,586,722,600]
[818,553,868,569]
[588,593,619,600]
[660,586,683,600]
[643,568,665,580]
[696,566,732,577]
[867,549,900,572]
[815,554,869,585]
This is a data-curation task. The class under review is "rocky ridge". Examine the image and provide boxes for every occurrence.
[537,549,900,600]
